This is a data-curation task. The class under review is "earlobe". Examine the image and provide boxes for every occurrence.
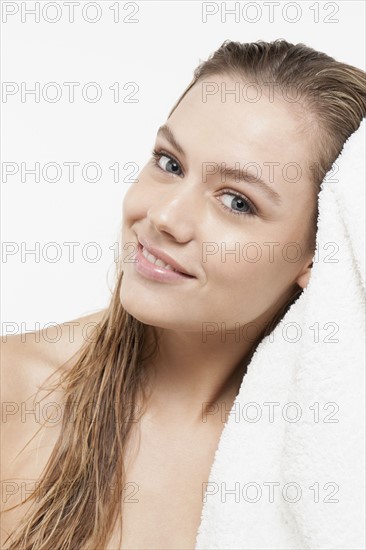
[296,261,313,289]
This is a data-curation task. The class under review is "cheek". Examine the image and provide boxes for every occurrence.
[123,183,141,218]
[205,241,299,315]
[122,177,153,223]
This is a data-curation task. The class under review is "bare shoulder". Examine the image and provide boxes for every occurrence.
[0,308,107,475]
[0,308,107,407]
[0,310,107,542]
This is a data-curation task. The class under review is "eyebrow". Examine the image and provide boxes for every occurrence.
[156,123,282,206]
[157,124,186,157]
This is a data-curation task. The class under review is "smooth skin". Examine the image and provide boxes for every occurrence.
[116,74,315,549]
[2,75,315,550]
[120,74,314,417]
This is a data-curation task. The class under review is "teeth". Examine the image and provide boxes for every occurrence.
[142,246,177,271]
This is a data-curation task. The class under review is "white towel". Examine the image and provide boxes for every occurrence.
[195,118,366,550]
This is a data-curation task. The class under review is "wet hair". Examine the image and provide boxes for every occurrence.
[167,39,366,256]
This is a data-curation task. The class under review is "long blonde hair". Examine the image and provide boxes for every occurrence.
[3,39,366,549]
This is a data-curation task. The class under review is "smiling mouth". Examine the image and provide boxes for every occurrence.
[138,243,195,278]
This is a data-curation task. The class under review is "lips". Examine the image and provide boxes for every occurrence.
[137,236,195,277]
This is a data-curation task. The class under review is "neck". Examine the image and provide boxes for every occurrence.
[141,323,264,423]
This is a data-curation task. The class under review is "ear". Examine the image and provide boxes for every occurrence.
[296,260,313,289]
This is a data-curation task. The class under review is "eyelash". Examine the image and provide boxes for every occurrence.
[150,148,257,218]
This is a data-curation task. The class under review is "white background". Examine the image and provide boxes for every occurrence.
[1,0,365,333]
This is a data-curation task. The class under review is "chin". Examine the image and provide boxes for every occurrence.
[119,284,201,332]
[119,281,168,328]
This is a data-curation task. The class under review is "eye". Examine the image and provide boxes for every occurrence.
[217,190,257,217]
[151,149,183,176]
[150,148,257,218]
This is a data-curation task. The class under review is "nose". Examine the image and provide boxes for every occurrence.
[146,183,197,243]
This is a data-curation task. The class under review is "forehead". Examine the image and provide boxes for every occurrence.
[167,76,314,198]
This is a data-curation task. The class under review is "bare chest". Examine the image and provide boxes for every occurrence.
[106,417,224,550]
[2,407,225,550]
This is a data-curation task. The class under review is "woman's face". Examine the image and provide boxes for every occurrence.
[120,75,315,334]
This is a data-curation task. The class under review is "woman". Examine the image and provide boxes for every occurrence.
[1,39,365,549]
